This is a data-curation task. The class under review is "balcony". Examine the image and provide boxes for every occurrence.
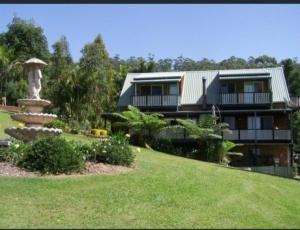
[220,92,272,106]
[131,95,181,107]
[289,96,300,109]
[223,129,291,142]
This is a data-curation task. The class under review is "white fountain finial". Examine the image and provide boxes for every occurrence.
[24,58,47,100]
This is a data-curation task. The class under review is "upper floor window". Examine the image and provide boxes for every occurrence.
[137,83,178,96]
[221,82,235,93]
[152,85,162,96]
[169,83,178,95]
[244,81,264,93]
[140,85,151,96]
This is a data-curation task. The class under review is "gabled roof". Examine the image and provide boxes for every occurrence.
[117,67,290,107]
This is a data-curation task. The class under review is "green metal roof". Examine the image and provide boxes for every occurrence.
[118,67,290,107]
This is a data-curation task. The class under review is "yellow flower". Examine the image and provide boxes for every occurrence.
[17,123,24,128]
[125,133,131,138]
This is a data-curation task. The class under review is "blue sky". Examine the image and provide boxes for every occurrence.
[1,4,300,62]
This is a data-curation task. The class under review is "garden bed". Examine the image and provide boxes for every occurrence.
[0,161,133,177]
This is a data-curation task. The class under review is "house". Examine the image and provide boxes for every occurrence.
[109,67,295,168]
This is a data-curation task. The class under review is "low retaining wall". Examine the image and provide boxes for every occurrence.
[0,105,20,113]
[239,166,294,178]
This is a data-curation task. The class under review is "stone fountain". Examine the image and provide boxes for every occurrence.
[5,58,62,142]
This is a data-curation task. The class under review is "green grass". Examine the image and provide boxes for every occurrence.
[0,110,300,228]
[0,110,18,139]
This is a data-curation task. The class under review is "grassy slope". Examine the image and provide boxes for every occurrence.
[0,110,18,139]
[0,111,300,228]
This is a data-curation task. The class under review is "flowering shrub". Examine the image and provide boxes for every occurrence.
[0,140,30,164]
[44,119,67,130]
[88,132,135,166]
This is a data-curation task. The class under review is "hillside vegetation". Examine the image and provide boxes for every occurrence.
[0,110,300,228]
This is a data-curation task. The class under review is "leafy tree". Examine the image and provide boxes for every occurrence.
[113,105,167,146]
[292,111,300,152]
[281,58,295,86]
[0,16,50,104]
[50,36,73,79]
[172,115,241,164]
[288,71,300,96]
[195,58,217,70]
[156,58,173,71]
[173,56,197,71]
[0,16,50,61]
[248,55,278,68]
[78,35,115,127]
[130,54,157,73]
[219,56,248,69]
[44,36,76,118]
[214,140,243,166]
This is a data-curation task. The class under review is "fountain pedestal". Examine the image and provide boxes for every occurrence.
[4,58,62,142]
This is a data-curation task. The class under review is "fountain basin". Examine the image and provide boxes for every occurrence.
[11,113,57,126]
[5,127,62,142]
[18,99,51,113]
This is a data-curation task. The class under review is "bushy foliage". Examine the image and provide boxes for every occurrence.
[20,137,84,174]
[44,119,67,130]
[149,138,182,156]
[0,140,30,164]
[87,133,135,166]
[113,105,166,146]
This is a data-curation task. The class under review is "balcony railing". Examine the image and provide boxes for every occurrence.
[223,129,291,141]
[157,128,291,142]
[131,95,181,107]
[220,92,272,106]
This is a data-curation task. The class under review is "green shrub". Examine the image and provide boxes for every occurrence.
[20,137,84,174]
[70,129,79,134]
[88,133,135,166]
[68,119,80,134]
[44,119,67,130]
[0,141,31,164]
[149,138,184,156]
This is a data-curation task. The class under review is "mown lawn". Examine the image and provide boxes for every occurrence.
[0,110,18,139]
[0,110,300,228]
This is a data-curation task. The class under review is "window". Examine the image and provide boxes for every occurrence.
[139,85,163,96]
[254,82,264,93]
[244,81,264,93]
[140,85,151,96]
[152,85,162,96]
[247,116,273,129]
[221,82,235,93]
[169,84,177,95]
[247,116,261,129]
[261,117,273,129]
